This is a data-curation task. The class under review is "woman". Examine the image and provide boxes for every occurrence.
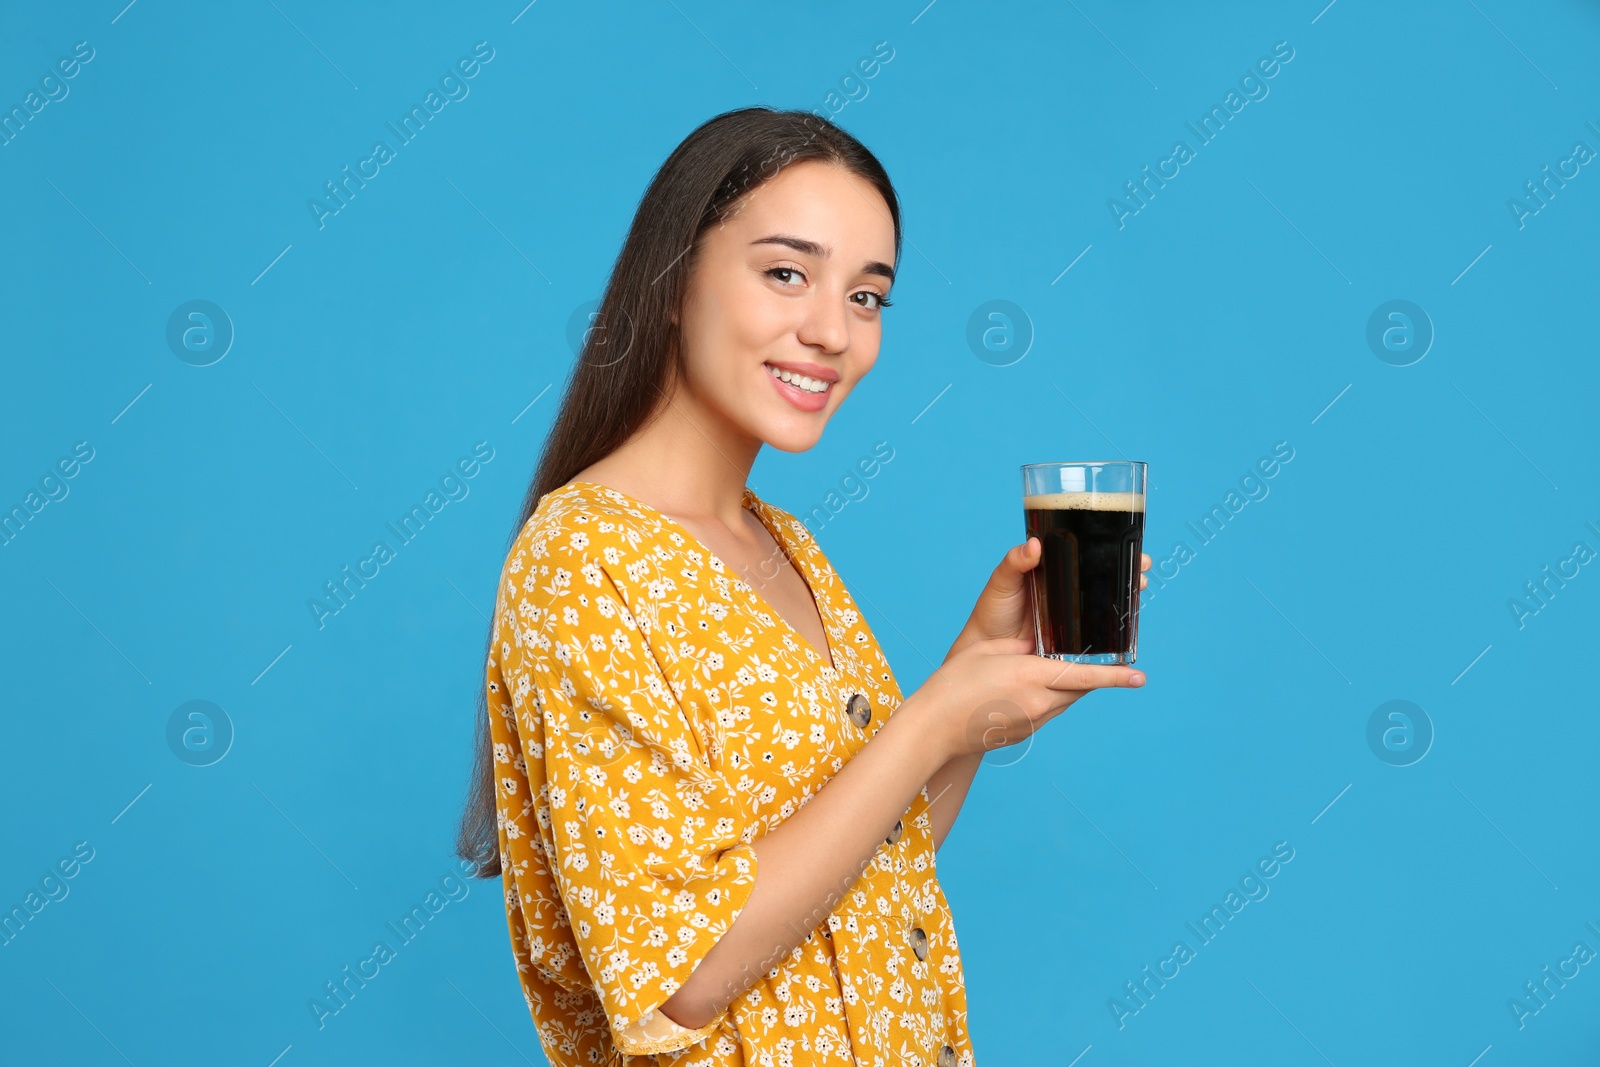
[456,107,1149,1065]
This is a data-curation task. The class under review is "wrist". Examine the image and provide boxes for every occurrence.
[944,620,981,666]
[891,683,959,773]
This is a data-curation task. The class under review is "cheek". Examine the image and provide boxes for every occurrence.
[849,330,882,378]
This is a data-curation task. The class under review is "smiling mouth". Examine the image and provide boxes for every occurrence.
[763,363,832,394]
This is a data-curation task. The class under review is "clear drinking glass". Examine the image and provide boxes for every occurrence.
[1021,461,1147,664]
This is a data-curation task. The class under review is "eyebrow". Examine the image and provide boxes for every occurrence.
[750,233,895,284]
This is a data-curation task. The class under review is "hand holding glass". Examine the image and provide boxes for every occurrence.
[1022,461,1147,665]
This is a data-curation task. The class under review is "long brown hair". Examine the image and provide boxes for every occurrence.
[455,106,902,878]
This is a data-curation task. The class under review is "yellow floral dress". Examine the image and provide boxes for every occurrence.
[487,480,975,1066]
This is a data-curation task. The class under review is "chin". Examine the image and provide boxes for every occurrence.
[760,424,828,453]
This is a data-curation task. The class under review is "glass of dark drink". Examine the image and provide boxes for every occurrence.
[1022,461,1147,664]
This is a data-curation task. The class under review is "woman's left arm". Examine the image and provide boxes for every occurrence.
[925,539,1150,851]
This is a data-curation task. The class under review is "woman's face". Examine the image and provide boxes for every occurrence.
[673,159,897,454]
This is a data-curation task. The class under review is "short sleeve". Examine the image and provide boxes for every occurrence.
[497,527,761,1055]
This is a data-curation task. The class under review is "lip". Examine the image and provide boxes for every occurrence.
[763,361,833,413]
[762,360,839,384]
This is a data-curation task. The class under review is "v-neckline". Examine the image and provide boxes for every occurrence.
[564,480,837,673]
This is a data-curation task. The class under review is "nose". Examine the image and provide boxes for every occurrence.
[795,290,850,356]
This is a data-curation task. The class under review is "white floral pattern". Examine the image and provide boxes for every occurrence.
[489,480,974,1066]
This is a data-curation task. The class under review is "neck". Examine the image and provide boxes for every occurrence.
[581,378,760,527]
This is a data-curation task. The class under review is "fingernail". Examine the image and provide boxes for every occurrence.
[1130,673,1145,686]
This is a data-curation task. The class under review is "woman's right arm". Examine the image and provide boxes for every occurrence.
[657,636,1144,1029]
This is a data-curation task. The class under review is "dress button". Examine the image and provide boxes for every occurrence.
[885,818,903,846]
[937,1044,955,1067]
[909,925,928,961]
[846,692,871,728]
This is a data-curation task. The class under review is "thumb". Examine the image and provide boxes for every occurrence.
[984,537,1040,594]
[1000,536,1041,578]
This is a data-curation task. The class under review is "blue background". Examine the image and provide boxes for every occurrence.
[3,0,1597,1063]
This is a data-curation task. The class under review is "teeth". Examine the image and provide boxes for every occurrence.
[765,364,829,394]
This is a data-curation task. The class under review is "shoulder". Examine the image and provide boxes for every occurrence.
[512,482,662,566]
[495,483,668,621]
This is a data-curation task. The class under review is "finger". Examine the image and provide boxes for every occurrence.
[1140,553,1151,572]
[979,540,1040,605]
[1037,660,1145,690]
[1007,537,1042,573]
[1140,575,1147,590]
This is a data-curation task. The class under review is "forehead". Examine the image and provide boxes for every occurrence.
[723,160,896,265]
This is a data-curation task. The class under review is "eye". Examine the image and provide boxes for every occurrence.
[764,266,806,287]
[853,290,892,311]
